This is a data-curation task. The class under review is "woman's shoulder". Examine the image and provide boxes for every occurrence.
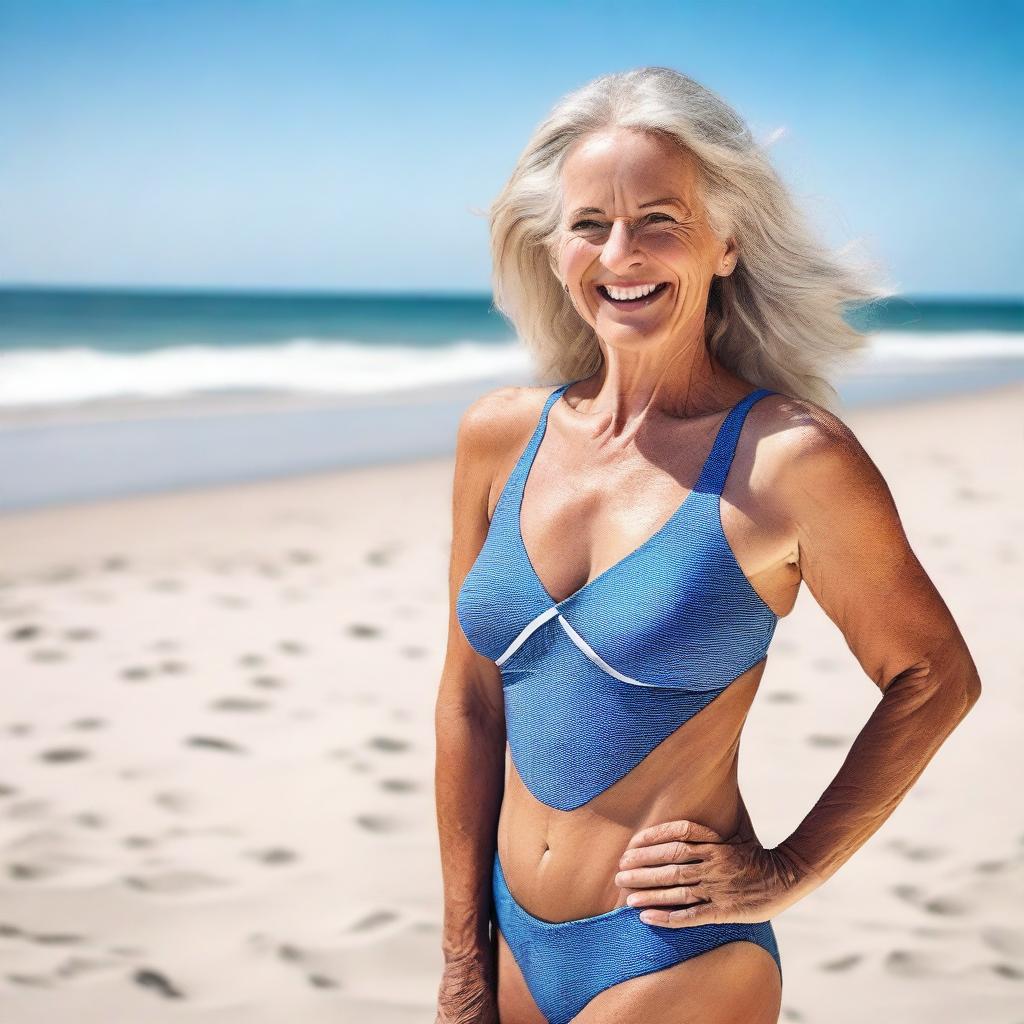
[751,389,891,518]
[455,382,559,458]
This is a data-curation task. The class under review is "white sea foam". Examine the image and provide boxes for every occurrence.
[0,338,531,407]
[0,330,1020,408]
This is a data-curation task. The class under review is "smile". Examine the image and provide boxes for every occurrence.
[597,281,670,309]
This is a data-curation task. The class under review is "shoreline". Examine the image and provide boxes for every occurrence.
[3,370,1024,515]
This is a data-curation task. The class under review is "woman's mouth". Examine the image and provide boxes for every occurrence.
[596,282,670,310]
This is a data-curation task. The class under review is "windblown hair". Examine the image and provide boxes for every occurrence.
[488,66,893,410]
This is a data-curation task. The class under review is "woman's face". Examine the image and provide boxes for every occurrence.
[554,128,736,348]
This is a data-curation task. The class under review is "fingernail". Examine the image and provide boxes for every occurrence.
[626,894,638,905]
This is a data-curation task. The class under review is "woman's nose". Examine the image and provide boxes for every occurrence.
[601,218,641,267]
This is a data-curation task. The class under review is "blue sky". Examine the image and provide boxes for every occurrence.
[1,0,1020,297]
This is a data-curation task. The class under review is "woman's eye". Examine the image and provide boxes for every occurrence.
[571,214,675,231]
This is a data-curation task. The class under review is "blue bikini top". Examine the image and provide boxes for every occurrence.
[456,381,780,811]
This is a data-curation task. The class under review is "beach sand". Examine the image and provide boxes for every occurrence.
[0,382,1021,1023]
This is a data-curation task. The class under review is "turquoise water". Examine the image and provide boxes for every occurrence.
[1,286,1021,354]
[0,286,1021,409]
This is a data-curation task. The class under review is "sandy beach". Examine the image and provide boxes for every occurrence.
[0,381,1021,1024]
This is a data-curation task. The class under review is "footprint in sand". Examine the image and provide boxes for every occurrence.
[133,966,185,999]
[6,971,51,987]
[184,735,246,754]
[954,485,990,502]
[400,645,428,659]
[124,870,228,894]
[355,813,399,833]
[884,948,938,978]
[101,556,129,572]
[41,565,80,584]
[981,927,1024,958]
[0,783,18,797]
[239,653,265,667]
[974,858,1009,874]
[74,812,105,829]
[8,863,53,881]
[257,937,343,990]
[29,931,85,945]
[887,838,946,862]
[213,594,248,609]
[8,624,41,642]
[250,675,286,690]
[806,734,848,748]
[64,627,97,642]
[765,690,800,704]
[287,549,318,565]
[820,953,863,972]
[122,836,155,849]
[922,894,968,916]
[992,962,1024,979]
[279,640,306,655]
[7,798,51,819]
[246,846,298,866]
[120,666,152,682]
[30,648,67,663]
[39,747,90,764]
[158,660,188,675]
[780,1007,805,1022]
[68,717,105,731]
[8,723,34,737]
[379,777,418,793]
[368,735,411,753]
[346,623,381,639]
[150,579,183,593]
[210,696,269,712]
[153,790,193,813]
[892,883,923,905]
[346,909,399,933]
[151,638,180,652]
[366,547,394,567]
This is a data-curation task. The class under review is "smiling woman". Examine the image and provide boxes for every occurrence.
[434,66,981,1024]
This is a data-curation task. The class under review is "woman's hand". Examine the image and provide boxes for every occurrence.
[435,955,499,1024]
[613,818,812,928]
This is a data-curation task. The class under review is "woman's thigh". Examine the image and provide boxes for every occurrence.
[496,928,781,1024]
[496,928,547,1024]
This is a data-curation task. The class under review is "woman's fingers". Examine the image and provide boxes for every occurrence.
[624,884,706,908]
[614,858,705,889]
[622,818,724,855]
[618,838,706,870]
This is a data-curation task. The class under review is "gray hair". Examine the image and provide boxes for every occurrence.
[487,66,893,410]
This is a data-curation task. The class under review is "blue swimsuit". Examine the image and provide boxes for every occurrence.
[456,381,783,1023]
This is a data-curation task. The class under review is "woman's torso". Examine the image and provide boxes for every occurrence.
[457,379,800,923]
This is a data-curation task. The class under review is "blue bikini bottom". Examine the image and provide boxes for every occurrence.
[492,849,783,1024]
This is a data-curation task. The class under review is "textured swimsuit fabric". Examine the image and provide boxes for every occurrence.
[456,382,784,1020]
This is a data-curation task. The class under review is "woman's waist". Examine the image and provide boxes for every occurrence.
[496,778,754,923]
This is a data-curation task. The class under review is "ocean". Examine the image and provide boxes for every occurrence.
[0,286,1021,510]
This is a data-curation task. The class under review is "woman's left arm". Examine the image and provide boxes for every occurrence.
[765,403,983,901]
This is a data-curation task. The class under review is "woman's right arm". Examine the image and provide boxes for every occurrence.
[434,391,512,1021]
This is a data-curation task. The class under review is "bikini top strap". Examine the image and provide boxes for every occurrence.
[696,388,776,498]
[501,381,573,501]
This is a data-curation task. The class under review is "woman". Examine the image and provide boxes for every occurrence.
[434,67,981,1024]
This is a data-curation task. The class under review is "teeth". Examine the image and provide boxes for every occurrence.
[604,283,661,301]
